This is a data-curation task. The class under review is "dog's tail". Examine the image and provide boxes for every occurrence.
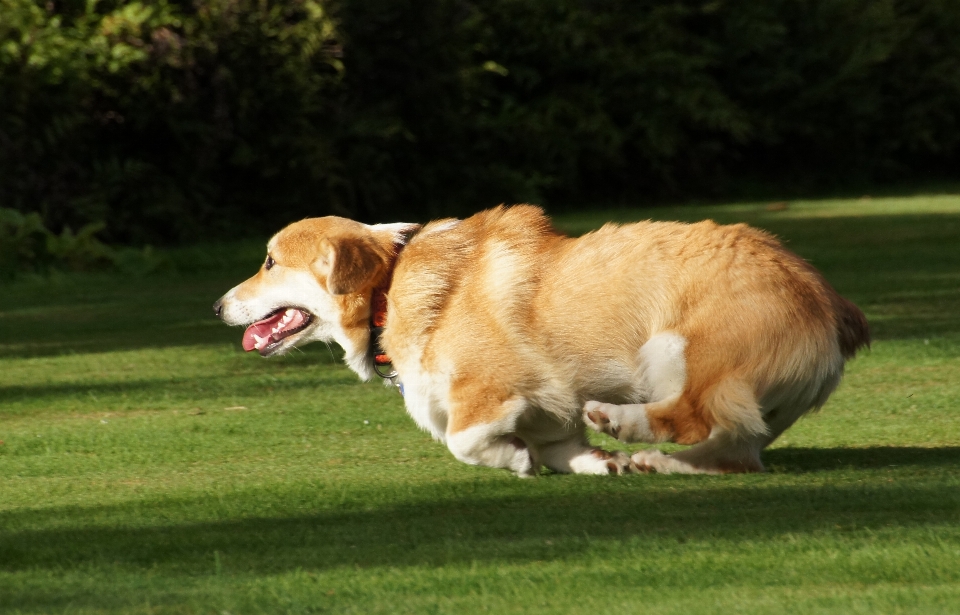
[834,296,870,359]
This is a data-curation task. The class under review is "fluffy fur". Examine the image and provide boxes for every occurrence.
[215,205,869,476]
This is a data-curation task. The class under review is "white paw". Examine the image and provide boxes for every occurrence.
[631,450,714,475]
[583,401,623,440]
[603,449,639,475]
[569,448,638,475]
[631,449,672,473]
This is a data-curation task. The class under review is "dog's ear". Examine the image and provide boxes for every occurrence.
[314,235,389,295]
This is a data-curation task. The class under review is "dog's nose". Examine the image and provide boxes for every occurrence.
[213,299,224,318]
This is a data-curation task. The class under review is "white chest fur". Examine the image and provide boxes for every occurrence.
[396,369,450,442]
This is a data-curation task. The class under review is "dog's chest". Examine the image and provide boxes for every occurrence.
[396,368,450,442]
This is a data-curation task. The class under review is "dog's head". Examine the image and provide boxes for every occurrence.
[214,217,418,379]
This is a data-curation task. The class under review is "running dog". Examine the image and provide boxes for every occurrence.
[214,205,869,476]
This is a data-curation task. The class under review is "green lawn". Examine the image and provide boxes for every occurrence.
[2,195,959,614]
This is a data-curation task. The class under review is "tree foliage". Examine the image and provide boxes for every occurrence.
[1,0,958,243]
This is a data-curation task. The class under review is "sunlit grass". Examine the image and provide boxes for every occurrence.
[2,194,959,614]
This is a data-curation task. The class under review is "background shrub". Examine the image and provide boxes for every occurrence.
[0,207,114,277]
[0,0,342,244]
[1,0,958,244]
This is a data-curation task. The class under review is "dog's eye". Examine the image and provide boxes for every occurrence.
[264,255,275,270]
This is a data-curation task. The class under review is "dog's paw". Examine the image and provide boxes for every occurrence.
[591,448,638,475]
[630,449,710,475]
[631,449,669,473]
[565,447,636,475]
[583,401,622,440]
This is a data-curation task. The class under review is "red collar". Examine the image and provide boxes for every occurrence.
[369,241,406,380]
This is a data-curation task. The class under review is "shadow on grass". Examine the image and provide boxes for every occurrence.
[2,447,957,610]
[0,361,354,410]
[2,448,958,576]
[765,446,960,472]
[0,273,243,359]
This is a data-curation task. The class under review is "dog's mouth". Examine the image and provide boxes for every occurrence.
[242,308,314,356]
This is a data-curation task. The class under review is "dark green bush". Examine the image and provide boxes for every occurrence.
[0,207,113,277]
[1,0,958,244]
[349,0,960,208]
[0,206,171,277]
[0,209,54,276]
[0,0,342,243]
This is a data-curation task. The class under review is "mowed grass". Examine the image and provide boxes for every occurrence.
[2,195,960,614]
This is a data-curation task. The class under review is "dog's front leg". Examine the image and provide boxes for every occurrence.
[537,437,636,475]
[445,396,538,477]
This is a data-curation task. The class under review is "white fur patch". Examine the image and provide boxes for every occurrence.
[366,222,420,243]
[220,270,337,333]
[637,332,688,401]
[420,219,460,235]
[397,369,449,442]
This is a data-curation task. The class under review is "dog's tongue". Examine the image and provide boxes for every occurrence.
[242,312,285,351]
[241,308,310,352]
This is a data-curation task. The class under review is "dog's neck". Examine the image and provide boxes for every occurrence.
[368,229,417,381]
[369,264,395,376]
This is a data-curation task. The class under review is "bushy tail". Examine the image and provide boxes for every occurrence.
[835,296,870,358]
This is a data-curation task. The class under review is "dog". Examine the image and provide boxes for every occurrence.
[214,205,869,476]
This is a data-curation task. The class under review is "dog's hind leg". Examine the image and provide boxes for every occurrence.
[631,428,765,474]
[584,377,769,474]
[583,393,713,446]
[582,332,713,444]
[584,397,766,474]
[631,372,843,475]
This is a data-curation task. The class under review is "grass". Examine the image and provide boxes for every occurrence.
[2,194,960,614]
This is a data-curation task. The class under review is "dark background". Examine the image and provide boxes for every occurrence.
[2,0,959,244]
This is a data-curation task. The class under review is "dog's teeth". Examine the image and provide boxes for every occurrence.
[285,308,295,317]
[253,334,266,348]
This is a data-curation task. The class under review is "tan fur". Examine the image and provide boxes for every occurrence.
[216,205,869,476]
